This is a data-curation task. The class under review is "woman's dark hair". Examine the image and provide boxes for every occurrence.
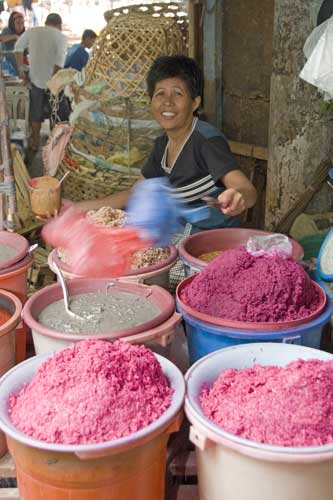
[8,12,25,35]
[146,55,203,100]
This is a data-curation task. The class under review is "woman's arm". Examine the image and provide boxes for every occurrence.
[75,189,132,212]
[0,33,18,43]
[218,170,257,216]
[74,176,145,212]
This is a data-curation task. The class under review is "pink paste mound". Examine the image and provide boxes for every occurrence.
[200,358,333,447]
[181,247,320,322]
[8,339,173,445]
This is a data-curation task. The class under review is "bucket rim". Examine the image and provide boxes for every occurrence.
[0,232,29,271]
[178,228,304,269]
[0,351,185,456]
[0,289,22,334]
[178,299,333,338]
[185,343,333,461]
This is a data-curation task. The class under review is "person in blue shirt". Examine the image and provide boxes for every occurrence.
[64,29,97,71]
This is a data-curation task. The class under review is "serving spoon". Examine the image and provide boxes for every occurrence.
[52,260,86,321]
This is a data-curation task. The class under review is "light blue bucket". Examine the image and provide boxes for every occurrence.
[177,301,333,364]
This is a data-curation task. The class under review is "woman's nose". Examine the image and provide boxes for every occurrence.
[162,94,174,106]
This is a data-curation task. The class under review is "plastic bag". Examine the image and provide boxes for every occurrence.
[42,207,147,278]
[126,178,179,247]
[300,17,333,100]
[246,233,293,258]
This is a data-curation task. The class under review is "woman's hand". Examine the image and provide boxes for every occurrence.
[218,188,246,216]
[219,170,257,216]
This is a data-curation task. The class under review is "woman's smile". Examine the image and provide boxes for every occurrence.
[152,77,200,135]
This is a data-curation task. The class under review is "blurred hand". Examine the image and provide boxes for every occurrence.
[218,188,246,216]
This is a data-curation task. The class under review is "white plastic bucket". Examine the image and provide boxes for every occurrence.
[185,343,333,500]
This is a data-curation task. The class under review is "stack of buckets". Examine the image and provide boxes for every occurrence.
[0,231,34,457]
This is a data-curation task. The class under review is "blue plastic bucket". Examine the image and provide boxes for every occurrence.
[177,300,333,363]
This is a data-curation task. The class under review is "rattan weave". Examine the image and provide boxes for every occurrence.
[85,7,187,99]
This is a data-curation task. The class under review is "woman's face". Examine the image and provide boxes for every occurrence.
[151,77,201,135]
[14,16,25,35]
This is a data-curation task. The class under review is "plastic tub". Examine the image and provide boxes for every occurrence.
[48,245,178,289]
[0,289,22,457]
[0,253,33,363]
[177,274,327,330]
[0,352,185,499]
[176,279,332,363]
[22,278,182,355]
[185,343,333,500]
[179,228,304,276]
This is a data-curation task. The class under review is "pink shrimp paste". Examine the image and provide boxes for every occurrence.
[200,359,333,447]
[181,247,320,322]
[8,339,173,445]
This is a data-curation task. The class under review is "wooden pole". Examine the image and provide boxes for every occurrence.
[203,0,223,128]
[0,66,17,230]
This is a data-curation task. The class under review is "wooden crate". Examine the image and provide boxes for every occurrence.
[0,454,18,499]
[27,247,56,296]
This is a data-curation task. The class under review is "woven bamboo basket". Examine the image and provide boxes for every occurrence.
[85,6,187,99]
[59,6,186,202]
[59,95,161,201]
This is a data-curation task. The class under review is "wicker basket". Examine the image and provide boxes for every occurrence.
[85,7,187,99]
[71,96,161,162]
[59,95,161,201]
[57,160,140,202]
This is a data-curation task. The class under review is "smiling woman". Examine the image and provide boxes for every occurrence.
[75,55,257,233]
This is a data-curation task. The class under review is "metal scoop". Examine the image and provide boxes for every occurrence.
[52,260,85,321]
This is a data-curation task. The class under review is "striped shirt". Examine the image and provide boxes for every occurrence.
[141,119,239,204]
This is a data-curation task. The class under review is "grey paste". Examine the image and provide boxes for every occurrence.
[0,244,18,264]
[38,291,160,334]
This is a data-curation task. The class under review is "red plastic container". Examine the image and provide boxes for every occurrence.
[0,289,22,457]
[179,228,304,276]
[0,232,29,270]
[0,254,33,362]
[49,246,178,288]
[22,279,182,354]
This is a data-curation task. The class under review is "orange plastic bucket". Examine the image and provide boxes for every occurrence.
[0,254,33,362]
[0,289,22,457]
[0,352,185,499]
